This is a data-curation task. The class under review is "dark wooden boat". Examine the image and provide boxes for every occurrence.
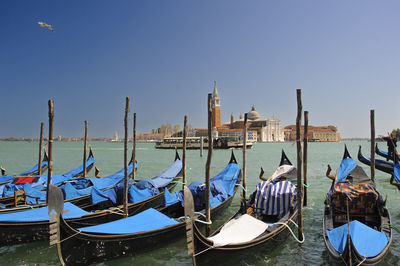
[51,151,241,265]
[0,148,96,209]
[357,146,394,174]
[375,143,400,161]
[323,147,392,265]
[0,151,49,186]
[0,152,182,247]
[186,150,299,265]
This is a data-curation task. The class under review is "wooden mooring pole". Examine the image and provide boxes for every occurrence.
[183,115,187,190]
[123,97,129,217]
[370,110,375,183]
[303,111,308,206]
[296,89,304,242]
[46,100,54,205]
[132,112,136,181]
[38,122,44,175]
[242,113,248,201]
[83,120,88,177]
[205,93,213,236]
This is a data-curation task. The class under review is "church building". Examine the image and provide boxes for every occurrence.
[195,82,285,142]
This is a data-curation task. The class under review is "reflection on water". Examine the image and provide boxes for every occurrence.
[0,140,399,265]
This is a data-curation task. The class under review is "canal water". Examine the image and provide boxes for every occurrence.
[0,140,399,265]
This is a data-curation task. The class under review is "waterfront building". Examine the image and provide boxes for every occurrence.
[284,125,341,142]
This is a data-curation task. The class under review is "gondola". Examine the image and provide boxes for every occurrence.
[185,150,299,265]
[0,151,182,246]
[323,146,392,265]
[0,151,49,186]
[375,143,400,161]
[357,146,394,174]
[51,151,241,265]
[0,148,96,209]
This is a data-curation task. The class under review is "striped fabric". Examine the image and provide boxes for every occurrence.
[254,180,296,216]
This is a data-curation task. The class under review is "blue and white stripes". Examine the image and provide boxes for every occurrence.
[254,180,296,216]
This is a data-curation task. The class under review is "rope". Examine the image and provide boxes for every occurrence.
[274,218,305,244]
[171,181,187,184]
[382,223,400,234]
[59,230,82,244]
[16,205,34,209]
[105,208,124,216]
[177,212,211,224]
[194,246,213,257]
[357,256,367,266]
[236,183,247,193]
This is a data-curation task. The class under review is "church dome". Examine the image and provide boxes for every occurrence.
[248,105,260,120]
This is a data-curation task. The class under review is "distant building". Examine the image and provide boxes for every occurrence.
[194,83,284,142]
[137,133,166,142]
[284,125,341,142]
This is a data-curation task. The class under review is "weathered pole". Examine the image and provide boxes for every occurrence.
[296,89,304,242]
[132,112,136,181]
[123,97,129,217]
[303,111,308,206]
[83,120,88,177]
[205,93,213,236]
[46,100,54,205]
[200,137,203,157]
[38,122,44,175]
[242,113,248,201]
[370,109,375,183]
[182,115,187,190]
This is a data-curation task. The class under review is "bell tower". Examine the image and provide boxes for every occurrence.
[211,81,221,128]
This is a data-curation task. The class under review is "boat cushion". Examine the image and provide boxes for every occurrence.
[207,214,268,247]
[0,202,90,222]
[78,208,178,234]
[254,180,296,216]
[394,162,400,183]
[326,220,389,258]
[331,183,378,215]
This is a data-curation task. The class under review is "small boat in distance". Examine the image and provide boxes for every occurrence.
[155,137,253,149]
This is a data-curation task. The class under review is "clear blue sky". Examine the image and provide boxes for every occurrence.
[1,1,399,138]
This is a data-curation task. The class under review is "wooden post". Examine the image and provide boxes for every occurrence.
[242,113,248,200]
[183,115,187,190]
[83,120,88,177]
[296,89,303,242]
[46,100,54,205]
[370,109,375,183]
[132,112,136,180]
[123,97,129,217]
[38,122,44,175]
[200,137,203,157]
[205,93,213,236]
[303,111,308,206]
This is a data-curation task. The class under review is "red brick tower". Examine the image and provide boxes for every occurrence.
[211,81,221,128]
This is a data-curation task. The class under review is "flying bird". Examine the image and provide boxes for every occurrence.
[38,21,54,32]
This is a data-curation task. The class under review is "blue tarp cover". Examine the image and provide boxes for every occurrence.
[128,181,159,204]
[0,202,90,222]
[78,208,178,234]
[59,156,95,179]
[149,159,182,188]
[61,182,92,200]
[394,163,400,183]
[326,220,389,258]
[164,162,240,208]
[336,158,357,183]
[88,161,134,190]
[17,160,48,176]
[91,186,117,204]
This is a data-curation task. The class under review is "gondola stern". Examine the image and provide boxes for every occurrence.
[229,149,238,164]
[174,148,181,161]
[343,145,352,160]
[279,149,292,166]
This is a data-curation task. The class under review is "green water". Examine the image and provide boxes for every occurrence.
[0,140,399,265]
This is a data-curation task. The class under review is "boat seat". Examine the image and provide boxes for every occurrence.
[14,190,40,207]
